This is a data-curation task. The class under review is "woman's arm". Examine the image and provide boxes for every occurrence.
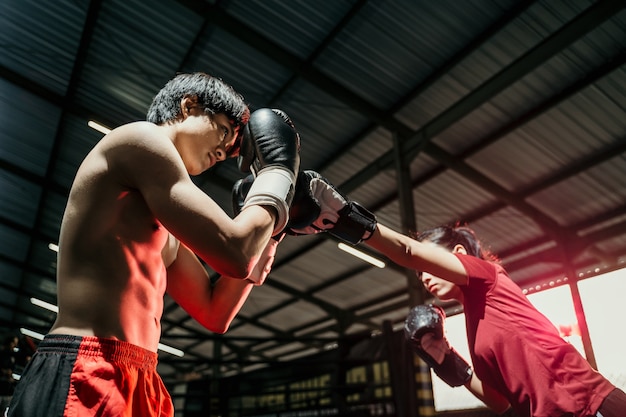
[464,373,511,414]
[366,224,468,286]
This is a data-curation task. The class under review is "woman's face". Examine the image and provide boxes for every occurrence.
[418,240,465,302]
[419,271,462,301]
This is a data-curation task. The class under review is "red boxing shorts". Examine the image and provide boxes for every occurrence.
[7,335,173,417]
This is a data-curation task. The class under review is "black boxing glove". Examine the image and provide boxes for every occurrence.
[232,174,254,217]
[404,304,473,387]
[237,108,300,176]
[237,108,301,236]
[233,173,313,241]
[287,170,377,245]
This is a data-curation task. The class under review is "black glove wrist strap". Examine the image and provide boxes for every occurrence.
[330,202,377,245]
[432,347,473,387]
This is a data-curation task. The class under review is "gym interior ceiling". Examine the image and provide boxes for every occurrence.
[1,0,625,386]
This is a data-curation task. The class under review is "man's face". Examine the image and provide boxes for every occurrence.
[177,110,241,175]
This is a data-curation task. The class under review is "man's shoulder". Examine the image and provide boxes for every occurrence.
[107,121,163,144]
[94,122,177,167]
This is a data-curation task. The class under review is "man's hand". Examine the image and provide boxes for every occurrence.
[236,109,300,236]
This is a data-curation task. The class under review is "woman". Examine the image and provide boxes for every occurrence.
[283,170,626,416]
[366,223,626,417]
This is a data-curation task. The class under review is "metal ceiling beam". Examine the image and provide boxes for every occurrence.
[378,0,537,121]
[177,0,546,153]
[458,52,626,158]
[460,138,626,227]
[504,220,626,281]
[223,245,397,338]
[266,0,369,106]
[393,132,426,308]
[420,141,569,234]
[337,0,626,193]
[175,0,403,129]
[383,51,626,217]
[0,65,65,108]
[311,0,537,172]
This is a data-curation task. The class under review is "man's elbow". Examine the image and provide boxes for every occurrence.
[213,253,254,279]
[221,264,250,280]
[221,242,260,279]
[210,325,229,335]
[204,318,231,335]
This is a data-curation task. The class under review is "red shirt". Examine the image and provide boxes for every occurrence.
[457,254,615,417]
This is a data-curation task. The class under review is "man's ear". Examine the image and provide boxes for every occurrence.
[180,96,198,117]
[452,244,467,255]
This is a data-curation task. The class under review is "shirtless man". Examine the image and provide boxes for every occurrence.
[7,72,300,417]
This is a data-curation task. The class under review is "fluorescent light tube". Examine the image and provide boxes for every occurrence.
[30,297,59,313]
[88,120,112,135]
[338,243,385,268]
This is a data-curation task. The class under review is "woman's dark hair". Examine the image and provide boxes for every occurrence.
[414,223,499,263]
[146,72,250,130]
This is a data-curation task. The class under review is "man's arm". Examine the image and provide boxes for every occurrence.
[165,215,280,333]
[106,122,274,279]
[165,243,255,334]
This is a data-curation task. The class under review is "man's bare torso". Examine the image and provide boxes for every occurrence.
[50,125,175,352]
